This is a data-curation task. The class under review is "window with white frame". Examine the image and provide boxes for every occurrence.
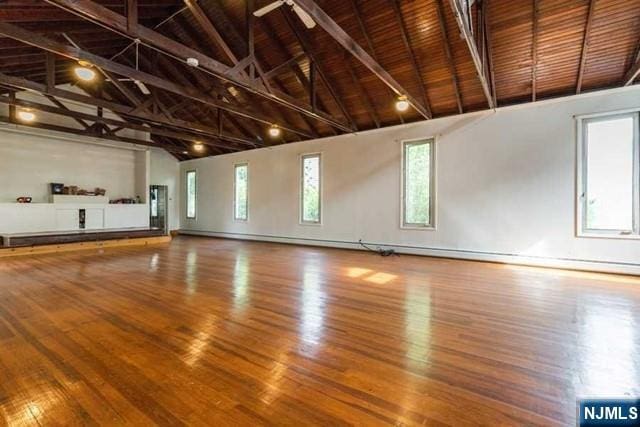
[402,138,435,228]
[301,153,321,224]
[186,170,197,219]
[578,112,640,237]
[234,163,248,221]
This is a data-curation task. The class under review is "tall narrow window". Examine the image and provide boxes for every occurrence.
[234,163,248,221]
[186,170,197,219]
[579,112,639,237]
[402,138,435,228]
[301,153,321,224]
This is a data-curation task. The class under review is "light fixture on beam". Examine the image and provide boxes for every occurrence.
[395,95,410,112]
[74,60,96,82]
[268,124,281,138]
[17,108,36,122]
[193,141,205,152]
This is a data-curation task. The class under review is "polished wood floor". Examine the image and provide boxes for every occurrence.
[0,236,639,426]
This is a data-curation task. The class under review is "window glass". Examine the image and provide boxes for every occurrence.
[234,164,248,221]
[302,154,321,223]
[403,140,433,227]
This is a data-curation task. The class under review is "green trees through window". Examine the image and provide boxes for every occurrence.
[302,154,321,223]
[403,139,433,227]
[234,164,248,221]
[581,113,639,235]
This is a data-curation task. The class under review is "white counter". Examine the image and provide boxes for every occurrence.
[0,203,149,234]
[50,195,110,204]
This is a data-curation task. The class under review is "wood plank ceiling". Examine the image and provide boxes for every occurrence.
[1,0,639,159]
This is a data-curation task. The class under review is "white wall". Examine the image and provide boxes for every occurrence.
[0,127,138,203]
[179,86,640,274]
[0,86,183,233]
[0,86,150,203]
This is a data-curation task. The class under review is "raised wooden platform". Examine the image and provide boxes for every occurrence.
[0,227,165,248]
[0,235,171,258]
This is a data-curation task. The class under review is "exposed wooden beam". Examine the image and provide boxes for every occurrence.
[0,116,189,154]
[127,0,137,34]
[45,52,56,90]
[281,8,358,130]
[532,0,538,101]
[447,0,495,108]
[257,17,333,135]
[388,0,432,118]
[0,22,316,139]
[247,0,255,80]
[0,95,245,151]
[43,0,353,132]
[622,38,640,86]
[292,0,431,119]
[344,54,380,128]
[0,72,258,147]
[349,0,402,124]
[261,52,306,81]
[182,0,272,93]
[144,28,265,139]
[310,60,317,112]
[484,0,497,106]
[576,0,596,94]
[435,0,463,113]
[183,0,237,67]
[44,94,91,129]
[8,91,16,122]
[174,1,307,140]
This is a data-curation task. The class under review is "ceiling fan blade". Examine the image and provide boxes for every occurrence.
[134,80,151,95]
[253,0,285,17]
[292,4,316,29]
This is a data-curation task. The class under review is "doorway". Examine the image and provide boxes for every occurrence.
[150,185,168,232]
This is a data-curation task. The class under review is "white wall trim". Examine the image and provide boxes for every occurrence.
[179,230,640,276]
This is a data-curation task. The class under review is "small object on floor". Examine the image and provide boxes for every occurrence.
[16,196,32,203]
[358,239,398,257]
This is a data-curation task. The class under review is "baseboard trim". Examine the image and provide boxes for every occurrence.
[179,230,640,276]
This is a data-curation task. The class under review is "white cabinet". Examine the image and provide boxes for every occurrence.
[55,209,79,231]
[0,203,148,234]
[85,208,104,229]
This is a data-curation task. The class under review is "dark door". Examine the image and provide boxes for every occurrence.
[150,185,168,232]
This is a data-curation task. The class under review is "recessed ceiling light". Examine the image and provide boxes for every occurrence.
[186,57,199,67]
[74,60,96,81]
[17,109,36,122]
[268,124,281,138]
[182,151,188,155]
[193,141,204,152]
[395,95,410,112]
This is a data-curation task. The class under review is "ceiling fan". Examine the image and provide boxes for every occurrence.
[254,0,316,29]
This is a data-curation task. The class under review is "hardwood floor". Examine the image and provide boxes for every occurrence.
[0,236,639,426]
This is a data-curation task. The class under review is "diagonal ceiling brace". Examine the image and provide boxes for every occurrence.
[42,0,353,132]
[291,0,431,119]
[447,0,495,109]
[0,21,315,139]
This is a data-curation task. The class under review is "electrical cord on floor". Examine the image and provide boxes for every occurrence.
[358,239,398,257]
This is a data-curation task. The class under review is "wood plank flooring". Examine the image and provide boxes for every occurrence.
[0,236,639,426]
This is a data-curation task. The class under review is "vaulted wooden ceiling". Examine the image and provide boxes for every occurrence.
[1,0,639,160]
